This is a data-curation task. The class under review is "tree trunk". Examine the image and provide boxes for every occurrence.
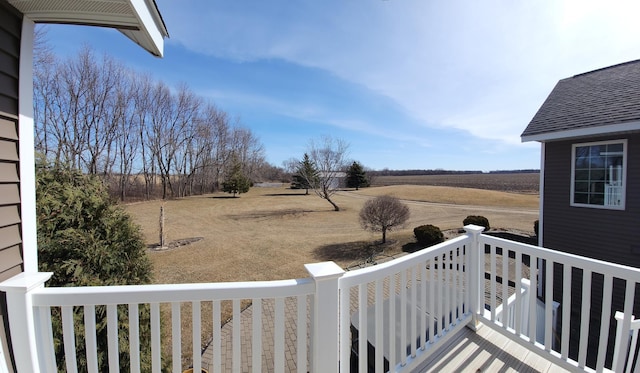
[326,197,340,211]
[382,229,387,244]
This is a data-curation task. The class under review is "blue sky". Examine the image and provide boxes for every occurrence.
[41,0,640,171]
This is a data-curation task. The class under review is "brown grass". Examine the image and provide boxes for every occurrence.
[124,184,539,367]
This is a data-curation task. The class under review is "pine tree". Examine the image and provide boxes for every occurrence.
[292,153,318,195]
[346,161,370,190]
[222,159,251,197]
[36,160,160,372]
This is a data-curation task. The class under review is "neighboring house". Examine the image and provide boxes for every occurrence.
[0,1,167,371]
[521,59,640,267]
[521,59,640,366]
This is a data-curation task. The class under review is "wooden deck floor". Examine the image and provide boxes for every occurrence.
[415,325,570,373]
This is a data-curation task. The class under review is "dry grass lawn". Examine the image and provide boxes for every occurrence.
[125,184,539,285]
[124,184,538,367]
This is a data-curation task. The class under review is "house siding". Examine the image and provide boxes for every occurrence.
[542,134,640,266]
[542,133,640,368]
[0,1,22,372]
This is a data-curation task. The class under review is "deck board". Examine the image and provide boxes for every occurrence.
[416,326,570,373]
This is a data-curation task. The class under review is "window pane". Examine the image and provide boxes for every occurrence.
[574,181,589,193]
[575,169,590,181]
[574,193,588,204]
[572,141,625,208]
[589,193,604,205]
[608,143,623,153]
[590,169,605,181]
[591,181,604,194]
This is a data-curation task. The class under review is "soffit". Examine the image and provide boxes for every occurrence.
[8,0,168,56]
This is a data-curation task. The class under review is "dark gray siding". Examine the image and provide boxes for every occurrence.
[542,133,640,266]
[542,133,640,368]
[0,1,21,372]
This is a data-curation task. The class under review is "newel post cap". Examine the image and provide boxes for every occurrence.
[0,272,53,293]
[305,261,345,280]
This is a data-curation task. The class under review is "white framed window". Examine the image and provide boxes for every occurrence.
[571,139,626,209]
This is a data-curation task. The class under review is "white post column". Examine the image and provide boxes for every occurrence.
[0,272,52,373]
[464,224,485,331]
[304,261,344,373]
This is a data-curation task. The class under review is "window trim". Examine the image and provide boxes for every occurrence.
[570,139,627,210]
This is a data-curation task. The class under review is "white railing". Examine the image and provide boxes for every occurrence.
[339,232,475,373]
[3,225,640,373]
[479,234,640,373]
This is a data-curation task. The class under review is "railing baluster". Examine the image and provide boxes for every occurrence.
[233,299,241,373]
[561,264,571,359]
[502,248,509,329]
[212,300,221,373]
[443,253,450,331]
[38,306,57,372]
[464,244,470,317]
[339,285,350,373]
[420,260,427,350]
[388,274,397,369]
[410,265,417,356]
[252,298,262,373]
[449,249,458,326]
[358,283,367,373]
[438,253,443,337]
[578,270,591,368]
[490,245,497,322]
[128,304,140,373]
[375,278,383,372]
[296,295,307,373]
[274,297,285,373]
[107,304,119,373]
[428,257,435,341]
[596,274,613,371]
[544,260,553,351]
[455,246,462,322]
[529,255,538,344]
[515,252,522,336]
[613,284,636,372]
[171,302,181,373]
[400,270,407,366]
[192,301,202,373]
[84,305,99,373]
[150,303,161,373]
[61,305,78,373]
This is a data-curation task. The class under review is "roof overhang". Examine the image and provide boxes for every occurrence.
[8,0,168,57]
[521,120,640,143]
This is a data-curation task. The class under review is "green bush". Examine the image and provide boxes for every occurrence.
[414,224,444,246]
[463,215,490,231]
[36,161,161,372]
[534,220,539,236]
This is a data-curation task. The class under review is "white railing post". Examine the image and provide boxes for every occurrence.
[0,272,53,373]
[464,224,485,331]
[304,261,344,373]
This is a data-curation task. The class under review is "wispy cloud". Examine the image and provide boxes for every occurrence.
[162,0,640,148]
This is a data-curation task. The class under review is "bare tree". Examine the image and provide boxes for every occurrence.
[303,136,349,211]
[359,195,410,243]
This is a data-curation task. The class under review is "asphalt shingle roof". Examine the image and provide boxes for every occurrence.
[521,59,640,140]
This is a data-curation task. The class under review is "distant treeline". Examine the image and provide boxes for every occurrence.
[369,169,539,176]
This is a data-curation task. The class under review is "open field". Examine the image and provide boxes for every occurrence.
[126,184,539,285]
[372,172,540,194]
[124,182,539,366]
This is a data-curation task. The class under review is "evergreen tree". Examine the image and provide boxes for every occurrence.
[346,161,370,190]
[222,159,251,197]
[36,160,161,372]
[292,153,318,195]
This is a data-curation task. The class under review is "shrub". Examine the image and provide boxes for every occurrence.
[534,220,539,236]
[414,224,444,246]
[463,215,490,231]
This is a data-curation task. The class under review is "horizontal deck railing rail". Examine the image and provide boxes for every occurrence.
[3,225,640,372]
